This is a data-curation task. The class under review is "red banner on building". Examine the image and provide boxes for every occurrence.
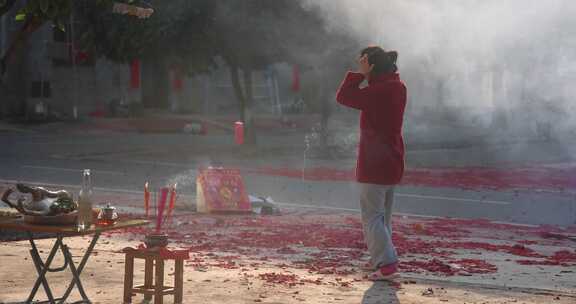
[130,59,141,89]
[291,64,300,92]
[172,67,183,92]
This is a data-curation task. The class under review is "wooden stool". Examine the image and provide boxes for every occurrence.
[123,248,185,304]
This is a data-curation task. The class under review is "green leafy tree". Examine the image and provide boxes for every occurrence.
[1,0,71,76]
[211,0,347,145]
[0,0,74,116]
[0,0,149,116]
[76,0,215,108]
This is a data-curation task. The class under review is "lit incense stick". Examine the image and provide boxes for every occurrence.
[165,183,178,223]
[156,187,169,232]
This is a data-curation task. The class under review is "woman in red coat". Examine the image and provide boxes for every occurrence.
[336,46,407,280]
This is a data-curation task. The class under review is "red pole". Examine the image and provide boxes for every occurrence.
[234,121,244,145]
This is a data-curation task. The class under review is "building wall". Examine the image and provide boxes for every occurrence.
[1,12,294,118]
[22,22,138,118]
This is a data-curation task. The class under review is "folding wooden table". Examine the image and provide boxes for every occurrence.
[0,218,149,304]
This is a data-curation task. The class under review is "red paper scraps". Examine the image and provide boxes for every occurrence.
[105,212,574,281]
[259,273,300,286]
[400,258,498,276]
[248,165,576,191]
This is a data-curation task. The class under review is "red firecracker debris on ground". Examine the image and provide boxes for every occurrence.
[101,209,575,287]
[249,165,576,192]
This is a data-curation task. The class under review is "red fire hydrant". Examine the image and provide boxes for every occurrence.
[234,121,244,145]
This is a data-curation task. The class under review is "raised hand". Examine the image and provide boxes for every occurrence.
[358,54,374,77]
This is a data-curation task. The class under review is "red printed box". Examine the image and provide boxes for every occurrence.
[196,168,251,213]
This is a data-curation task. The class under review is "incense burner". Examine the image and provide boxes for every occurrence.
[144,233,169,248]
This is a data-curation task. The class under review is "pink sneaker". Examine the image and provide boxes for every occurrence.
[366,262,399,281]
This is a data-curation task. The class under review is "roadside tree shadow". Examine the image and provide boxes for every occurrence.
[362,281,400,304]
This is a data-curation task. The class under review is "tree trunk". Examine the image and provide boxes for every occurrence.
[0,41,27,117]
[312,66,332,158]
[141,57,170,109]
[0,0,17,17]
[0,16,44,117]
[1,16,44,77]
[228,64,257,145]
[229,64,245,121]
[242,67,256,145]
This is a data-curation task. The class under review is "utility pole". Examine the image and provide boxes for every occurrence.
[0,13,5,118]
[70,1,78,120]
[1,13,5,55]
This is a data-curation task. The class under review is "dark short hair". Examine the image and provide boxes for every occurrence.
[360,46,398,75]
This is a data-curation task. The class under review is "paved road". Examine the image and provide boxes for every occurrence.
[0,130,574,226]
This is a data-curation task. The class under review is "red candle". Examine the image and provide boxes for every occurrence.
[144,182,150,218]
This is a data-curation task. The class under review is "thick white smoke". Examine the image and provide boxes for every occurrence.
[302,0,576,140]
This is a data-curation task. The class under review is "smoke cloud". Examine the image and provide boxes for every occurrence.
[302,0,576,142]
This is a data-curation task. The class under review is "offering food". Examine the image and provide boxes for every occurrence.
[50,196,77,214]
[1,183,77,216]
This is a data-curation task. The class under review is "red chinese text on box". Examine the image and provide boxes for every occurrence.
[196,168,251,213]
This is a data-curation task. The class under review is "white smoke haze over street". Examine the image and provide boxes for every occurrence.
[302,0,576,140]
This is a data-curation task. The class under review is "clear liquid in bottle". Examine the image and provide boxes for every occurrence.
[77,169,93,231]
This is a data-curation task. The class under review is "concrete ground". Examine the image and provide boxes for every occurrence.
[1,117,575,226]
[0,238,574,304]
[0,197,575,303]
[1,116,576,303]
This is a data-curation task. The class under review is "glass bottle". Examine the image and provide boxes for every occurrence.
[77,169,93,231]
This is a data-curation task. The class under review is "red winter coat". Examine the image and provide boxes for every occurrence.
[336,72,407,185]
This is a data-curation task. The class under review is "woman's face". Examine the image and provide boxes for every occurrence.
[357,53,374,78]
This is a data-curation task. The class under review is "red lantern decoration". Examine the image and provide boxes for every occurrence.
[130,59,141,89]
[172,67,183,92]
[291,64,300,92]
